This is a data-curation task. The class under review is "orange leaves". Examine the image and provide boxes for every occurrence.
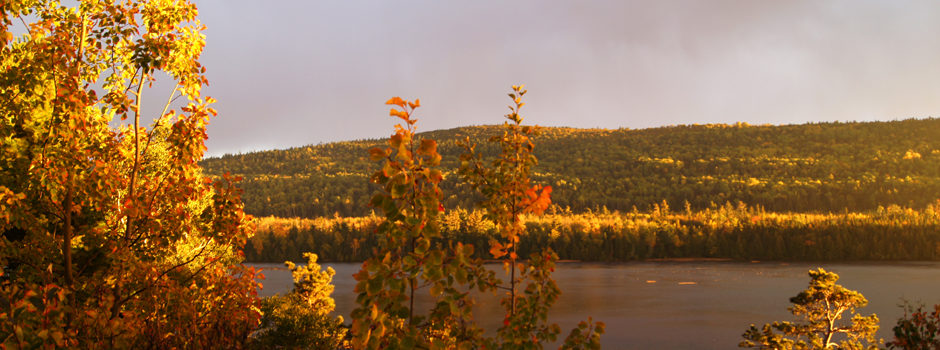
[1,1,266,347]
[389,108,408,120]
[505,84,529,124]
[386,96,419,125]
[453,86,589,345]
[417,139,437,156]
[386,97,420,109]
[388,133,406,149]
[385,96,406,107]
[428,169,443,184]
[357,94,480,347]
[488,239,521,260]
[389,134,412,163]
[368,147,388,161]
[378,96,444,170]
[522,185,552,215]
[387,97,411,122]
[490,240,508,259]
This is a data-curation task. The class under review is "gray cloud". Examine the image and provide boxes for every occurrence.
[190,0,940,156]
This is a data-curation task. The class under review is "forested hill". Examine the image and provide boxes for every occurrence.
[200,118,940,218]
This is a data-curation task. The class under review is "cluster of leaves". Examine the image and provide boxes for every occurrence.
[886,302,940,349]
[562,317,605,350]
[250,253,346,349]
[350,91,603,348]
[1,1,259,347]
[200,118,940,218]
[458,85,602,348]
[244,202,940,263]
[350,96,492,348]
[740,268,880,350]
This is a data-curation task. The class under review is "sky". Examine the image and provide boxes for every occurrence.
[187,0,940,157]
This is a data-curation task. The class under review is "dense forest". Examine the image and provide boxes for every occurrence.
[246,202,940,263]
[201,118,940,218]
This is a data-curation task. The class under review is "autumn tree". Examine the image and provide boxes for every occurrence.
[0,0,259,348]
[459,85,603,348]
[887,302,940,350]
[740,268,880,350]
[351,97,490,348]
[351,89,602,349]
[251,253,346,349]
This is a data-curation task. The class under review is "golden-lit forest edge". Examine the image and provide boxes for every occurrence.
[246,204,940,263]
[199,119,940,263]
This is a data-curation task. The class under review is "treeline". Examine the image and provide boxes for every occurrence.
[201,119,940,218]
[245,201,940,263]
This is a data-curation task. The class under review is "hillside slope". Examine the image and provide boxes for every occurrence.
[200,118,940,218]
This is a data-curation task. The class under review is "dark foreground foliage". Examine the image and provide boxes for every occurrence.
[887,302,940,350]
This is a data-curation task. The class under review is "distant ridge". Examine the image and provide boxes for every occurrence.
[200,118,940,218]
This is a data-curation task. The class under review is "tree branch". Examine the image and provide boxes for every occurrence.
[125,69,146,242]
[110,238,213,320]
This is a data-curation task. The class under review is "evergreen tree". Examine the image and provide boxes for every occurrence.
[741,268,880,349]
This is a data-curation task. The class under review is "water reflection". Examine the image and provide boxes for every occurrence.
[252,261,940,349]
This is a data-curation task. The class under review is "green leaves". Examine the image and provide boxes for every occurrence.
[561,317,605,350]
[351,88,602,348]
[355,93,533,348]
[455,86,602,348]
[366,275,383,295]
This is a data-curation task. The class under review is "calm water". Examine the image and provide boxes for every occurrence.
[251,261,940,349]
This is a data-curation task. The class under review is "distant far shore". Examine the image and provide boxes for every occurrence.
[643,258,734,263]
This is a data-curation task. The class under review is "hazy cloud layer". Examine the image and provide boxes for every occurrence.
[191,0,940,156]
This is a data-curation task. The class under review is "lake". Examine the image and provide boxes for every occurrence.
[251,261,940,349]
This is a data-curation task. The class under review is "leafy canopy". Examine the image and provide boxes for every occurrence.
[1,0,259,348]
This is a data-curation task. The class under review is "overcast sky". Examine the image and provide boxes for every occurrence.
[188,0,940,157]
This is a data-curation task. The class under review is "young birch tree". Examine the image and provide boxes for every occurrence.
[352,89,603,349]
[351,97,490,349]
[460,85,604,349]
